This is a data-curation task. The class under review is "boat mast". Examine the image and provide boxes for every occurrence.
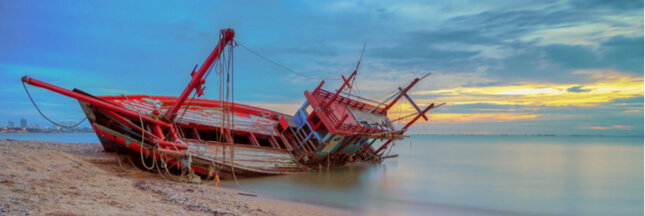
[165,28,236,120]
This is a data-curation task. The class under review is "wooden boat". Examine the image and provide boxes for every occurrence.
[22,29,441,180]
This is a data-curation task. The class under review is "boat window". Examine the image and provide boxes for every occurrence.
[257,137,273,148]
[360,121,369,127]
[274,137,287,149]
[198,129,225,142]
[305,105,313,115]
[310,114,321,126]
[301,124,312,134]
[179,127,200,140]
[316,122,329,136]
[275,123,285,133]
[231,133,252,145]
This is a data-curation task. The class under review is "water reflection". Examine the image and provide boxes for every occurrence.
[222,136,644,216]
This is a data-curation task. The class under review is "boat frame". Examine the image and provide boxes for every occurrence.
[22,28,442,180]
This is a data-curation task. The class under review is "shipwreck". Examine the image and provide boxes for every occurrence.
[22,29,442,181]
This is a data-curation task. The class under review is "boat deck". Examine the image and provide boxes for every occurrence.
[184,139,304,174]
[99,95,292,136]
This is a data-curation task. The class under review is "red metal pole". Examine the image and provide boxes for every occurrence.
[383,78,420,112]
[314,80,325,93]
[375,103,435,154]
[401,87,428,121]
[166,28,235,120]
[324,71,356,110]
[103,109,162,139]
[22,76,171,129]
[402,103,434,129]
[374,140,393,155]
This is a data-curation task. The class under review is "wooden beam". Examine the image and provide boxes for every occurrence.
[400,87,427,121]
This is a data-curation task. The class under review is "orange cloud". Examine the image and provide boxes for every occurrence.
[412,69,643,107]
[388,112,539,124]
[580,126,612,130]
[579,125,634,130]
[623,110,642,113]
[612,125,633,130]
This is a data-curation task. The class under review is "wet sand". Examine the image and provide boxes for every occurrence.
[0,139,353,216]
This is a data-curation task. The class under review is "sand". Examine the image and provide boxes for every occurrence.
[0,139,353,216]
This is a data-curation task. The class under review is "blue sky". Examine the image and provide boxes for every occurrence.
[1,0,643,135]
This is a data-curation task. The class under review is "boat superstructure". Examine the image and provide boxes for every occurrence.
[22,29,442,180]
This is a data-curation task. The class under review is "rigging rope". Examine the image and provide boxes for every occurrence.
[22,81,87,128]
[122,94,156,170]
[234,40,341,81]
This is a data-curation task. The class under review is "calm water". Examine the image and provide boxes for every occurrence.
[221,135,644,216]
[0,132,99,143]
[3,133,643,216]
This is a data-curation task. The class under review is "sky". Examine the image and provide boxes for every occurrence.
[0,0,643,136]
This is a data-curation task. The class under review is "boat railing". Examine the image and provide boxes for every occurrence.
[312,88,392,135]
[316,89,387,114]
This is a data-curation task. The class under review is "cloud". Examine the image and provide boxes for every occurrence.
[369,45,480,61]
[409,30,498,45]
[427,113,539,124]
[522,22,643,48]
[580,125,634,130]
[612,125,633,130]
[412,69,643,107]
[579,126,611,130]
[601,36,644,73]
[542,44,600,69]
[444,1,643,48]
[2,0,642,135]
[623,110,642,113]
[566,86,592,93]
[569,0,644,10]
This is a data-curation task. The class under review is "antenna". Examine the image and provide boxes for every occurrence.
[355,43,366,72]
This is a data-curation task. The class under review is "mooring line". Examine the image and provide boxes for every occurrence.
[22,80,87,128]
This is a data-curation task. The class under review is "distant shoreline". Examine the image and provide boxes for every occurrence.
[411,133,644,137]
[0,127,94,133]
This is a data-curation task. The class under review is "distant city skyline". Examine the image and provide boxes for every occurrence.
[1,117,83,129]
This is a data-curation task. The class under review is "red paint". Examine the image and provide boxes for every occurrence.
[165,29,235,120]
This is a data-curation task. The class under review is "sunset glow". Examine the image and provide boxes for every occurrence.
[413,70,643,107]
[2,1,642,136]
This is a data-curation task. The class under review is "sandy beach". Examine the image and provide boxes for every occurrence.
[0,139,353,216]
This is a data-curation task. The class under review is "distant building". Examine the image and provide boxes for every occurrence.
[69,121,76,127]
[8,120,14,127]
[20,118,27,128]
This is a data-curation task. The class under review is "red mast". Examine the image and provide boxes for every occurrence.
[165,28,236,120]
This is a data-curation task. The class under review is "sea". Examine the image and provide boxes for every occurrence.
[2,133,643,216]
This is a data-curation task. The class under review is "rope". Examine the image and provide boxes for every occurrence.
[234,40,341,81]
[226,43,242,188]
[113,135,137,172]
[22,81,87,128]
[122,94,156,171]
[175,92,198,124]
